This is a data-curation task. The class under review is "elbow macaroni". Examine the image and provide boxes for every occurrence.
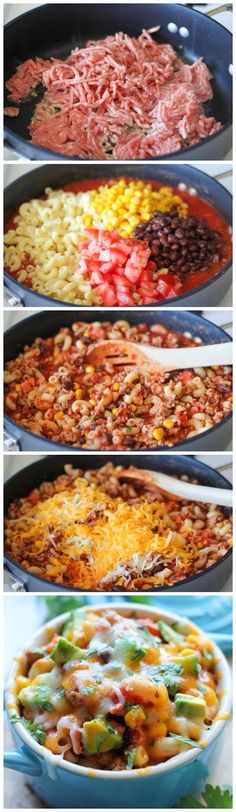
[4,188,99,305]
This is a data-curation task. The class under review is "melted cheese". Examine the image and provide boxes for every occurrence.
[5,478,198,588]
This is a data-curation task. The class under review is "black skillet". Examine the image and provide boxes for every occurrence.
[4,3,232,161]
[4,454,232,593]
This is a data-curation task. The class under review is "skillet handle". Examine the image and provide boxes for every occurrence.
[4,568,28,592]
[4,285,24,307]
[205,4,232,16]
[213,170,232,182]
[4,430,21,452]
[4,747,42,776]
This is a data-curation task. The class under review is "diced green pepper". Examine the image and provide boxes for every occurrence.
[158,621,184,648]
[175,693,207,719]
[82,718,123,755]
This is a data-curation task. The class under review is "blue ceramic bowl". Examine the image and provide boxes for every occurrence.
[5,603,231,809]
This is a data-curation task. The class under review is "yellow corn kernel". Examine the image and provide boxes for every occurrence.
[113,383,120,391]
[125,707,146,729]
[153,428,164,441]
[85,366,95,374]
[141,212,152,222]
[134,746,149,767]
[163,418,174,430]
[15,676,30,693]
[130,404,137,412]
[112,408,119,416]
[75,388,83,400]
[180,648,195,657]
[144,646,160,665]
[54,411,64,420]
[122,225,133,236]
[83,214,93,227]
[129,215,141,227]
[203,640,214,653]
[204,687,218,706]
[148,721,167,739]
[90,399,96,406]
[88,179,188,236]
[186,634,200,645]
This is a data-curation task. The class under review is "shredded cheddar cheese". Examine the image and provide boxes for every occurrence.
[5,466,232,590]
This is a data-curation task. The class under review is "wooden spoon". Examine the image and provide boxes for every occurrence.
[87,340,232,373]
[116,468,232,507]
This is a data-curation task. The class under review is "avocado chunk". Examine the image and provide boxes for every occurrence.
[62,609,98,643]
[112,636,146,665]
[174,653,200,676]
[158,621,184,648]
[50,637,85,665]
[18,683,53,711]
[82,718,123,755]
[175,693,207,719]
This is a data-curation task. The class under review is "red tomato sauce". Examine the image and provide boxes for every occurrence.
[4,177,232,298]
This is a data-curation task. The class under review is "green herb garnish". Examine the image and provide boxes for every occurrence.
[148,663,183,699]
[10,714,46,745]
[125,748,137,770]
[80,685,96,697]
[169,732,205,749]
[174,784,233,808]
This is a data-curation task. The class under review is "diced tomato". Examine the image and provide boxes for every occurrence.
[124,264,143,283]
[21,377,35,394]
[78,229,183,307]
[110,247,130,263]
[96,282,117,306]
[138,619,162,638]
[178,413,189,426]
[28,491,40,505]
[90,270,104,285]
[156,274,180,299]
[181,370,194,384]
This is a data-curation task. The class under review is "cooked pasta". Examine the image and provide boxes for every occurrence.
[4,179,232,306]
[4,188,98,305]
[11,606,222,770]
[4,320,232,449]
[5,463,232,590]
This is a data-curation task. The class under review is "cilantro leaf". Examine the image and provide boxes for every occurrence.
[203,785,233,808]
[175,797,205,808]
[148,663,183,699]
[80,685,96,697]
[169,733,205,749]
[131,647,146,662]
[125,748,137,769]
[10,714,46,745]
[174,784,233,808]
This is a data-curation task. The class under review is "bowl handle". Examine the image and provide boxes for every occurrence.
[4,746,42,776]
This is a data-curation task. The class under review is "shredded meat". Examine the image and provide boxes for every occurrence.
[5,31,221,159]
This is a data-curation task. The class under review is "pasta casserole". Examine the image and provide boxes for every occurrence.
[11,606,223,771]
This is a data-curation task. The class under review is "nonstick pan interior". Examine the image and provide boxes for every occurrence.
[4,3,232,161]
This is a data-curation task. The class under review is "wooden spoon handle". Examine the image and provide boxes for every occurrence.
[145,471,232,507]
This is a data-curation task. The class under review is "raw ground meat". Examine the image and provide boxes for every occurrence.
[5,30,221,159]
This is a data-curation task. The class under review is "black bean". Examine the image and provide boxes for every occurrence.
[134,211,222,276]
